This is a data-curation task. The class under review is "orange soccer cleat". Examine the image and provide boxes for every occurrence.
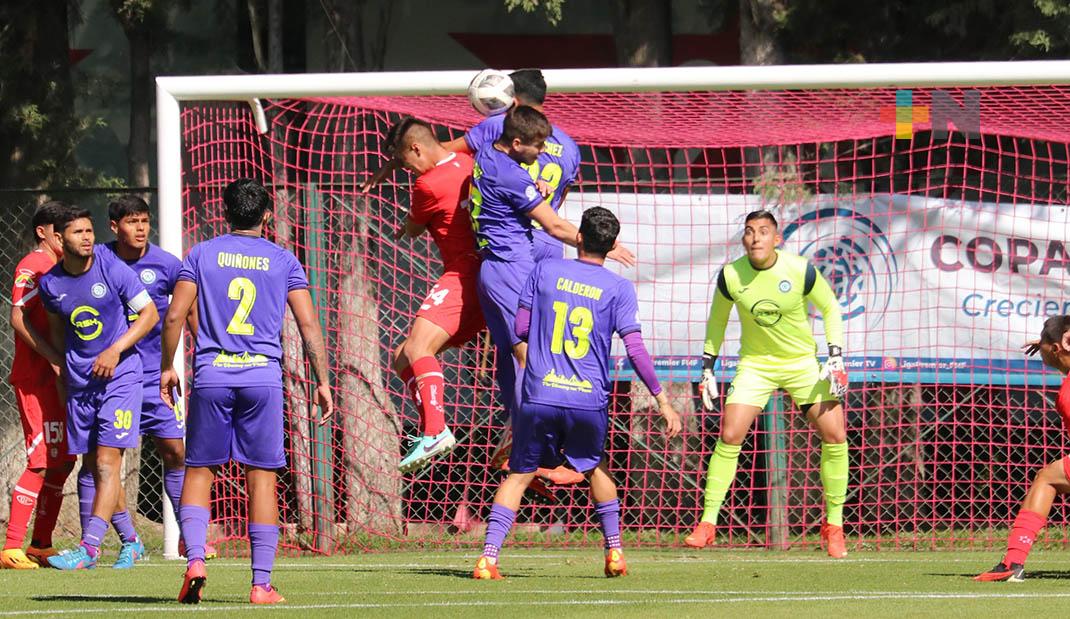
[537,466,586,486]
[684,522,716,548]
[250,584,286,604]
[177,560,207,604]
[472,556,503,580]
[604,548,628,577]
[820,521,848,559]
[974,562,1025,582]
[1,548,39,570]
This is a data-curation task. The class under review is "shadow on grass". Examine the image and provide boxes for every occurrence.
[928,570,1070,581]
[32,595,178,604]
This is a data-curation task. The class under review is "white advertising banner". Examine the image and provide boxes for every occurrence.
[560,193,1070,385]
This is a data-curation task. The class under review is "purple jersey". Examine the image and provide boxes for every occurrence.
[97,242,181,382]
[179,234,308,387]
[470,147,544,262]
[519,258,641,410]
[38,250,152,392]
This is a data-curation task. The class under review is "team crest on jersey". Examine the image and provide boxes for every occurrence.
[140,269,157,284]
[778,279,792,293]
[91,283,107,298]
[525,185,538,201]
[14,269,36,290]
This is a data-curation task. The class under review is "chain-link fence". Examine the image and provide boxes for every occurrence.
[0,189,171,553]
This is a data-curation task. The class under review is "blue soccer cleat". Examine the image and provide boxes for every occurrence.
[113,538,145,569]
[398,428,456,473]
[47,545,98,570]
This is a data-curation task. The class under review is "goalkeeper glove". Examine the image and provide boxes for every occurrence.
[699,353,718,412]
[820,345,849,399]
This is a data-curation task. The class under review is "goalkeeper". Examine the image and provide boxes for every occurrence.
[685,209,850,559]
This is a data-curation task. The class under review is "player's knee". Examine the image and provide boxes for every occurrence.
[160,448,185,470]
[718,429,747,446]
[1036,461,1065,486]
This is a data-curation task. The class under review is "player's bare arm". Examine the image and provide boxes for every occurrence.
[160,279,197,408]
[655,392,682,438]
[288,288,334,423]
[526,203,637,266]
[11,304,62,368]
[91,302,158,380]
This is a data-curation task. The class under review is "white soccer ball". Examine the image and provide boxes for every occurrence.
[467,69,514,116]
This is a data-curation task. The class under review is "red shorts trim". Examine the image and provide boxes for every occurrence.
[14,378,74,468]
[415,268,486,348]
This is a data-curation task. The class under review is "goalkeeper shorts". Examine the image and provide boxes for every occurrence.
[725,354,836,409]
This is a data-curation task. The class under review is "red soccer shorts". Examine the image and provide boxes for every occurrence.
[14,377,74,468]
[416,267,486,348]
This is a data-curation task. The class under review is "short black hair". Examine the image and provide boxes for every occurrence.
[1040,315,1070,344]
[745,209,778,228]
[579,207,620,256]
[31,201,70,240]
[55,206,93,233]
[223,178,271,230]
[501,105,551,146]
[108,194,150,222]
[509,69,547,105]
[384,116,435,156]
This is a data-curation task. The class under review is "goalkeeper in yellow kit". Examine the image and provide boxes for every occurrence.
[685,209,850,558]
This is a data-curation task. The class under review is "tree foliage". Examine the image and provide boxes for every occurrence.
[503,0,565,26]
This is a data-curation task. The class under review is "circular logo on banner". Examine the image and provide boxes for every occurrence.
[91,283,107,298]
[782,206,899,329]
[778,279,792,293]
[140,269,157,284]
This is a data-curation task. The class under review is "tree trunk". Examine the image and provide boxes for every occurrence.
[268,0,283,73]
[739,0,786,65]
[126,26,152,190]
[611,0,672,67]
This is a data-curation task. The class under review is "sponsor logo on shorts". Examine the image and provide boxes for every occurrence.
[115,432,130,440]
[91,283,107,298]
[779,279,792,293]
[140,269,157,284]
[726,384,735,396]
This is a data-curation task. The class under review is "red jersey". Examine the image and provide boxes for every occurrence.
[1057,374,1070,432]
[10,249,57,384]
[409,152,478,272]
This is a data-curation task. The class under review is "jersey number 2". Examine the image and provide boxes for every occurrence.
[550,301,592,359]
[226,277,257,335]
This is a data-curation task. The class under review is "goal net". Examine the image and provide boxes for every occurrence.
[163,65,1070,555]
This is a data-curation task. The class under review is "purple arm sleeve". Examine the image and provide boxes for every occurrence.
[515,306,531,341]
[622,331,661,397]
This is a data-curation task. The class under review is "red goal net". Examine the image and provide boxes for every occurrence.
[178,85,1070,555]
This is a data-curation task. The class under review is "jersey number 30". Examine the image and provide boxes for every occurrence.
[227,277,257,335]
[550,301,592,359]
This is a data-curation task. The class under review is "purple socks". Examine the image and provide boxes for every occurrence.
[596,499,622,550]
[111,510,138,544]
[77,467,94,533]
[81,516,107,557]
[482,503,516,561]
[179,504,210,565]
[164,468,185,522]
[249,523,279,586]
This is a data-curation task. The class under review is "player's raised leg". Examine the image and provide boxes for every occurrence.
[394,317,456,473]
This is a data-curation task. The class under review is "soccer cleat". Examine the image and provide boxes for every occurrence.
[524,477,556,504]
[47,545,97,570]
[179,539,218,561]
[820,521,848,559]
[974,562,1026,582]
[113,538,145,569]
[1,548,39,570]
[25,546,58,567]
[250,584,286,604]
[178,560,207,604]
[537,466,586,486]
[398,428,457,473]
[472,555,503,580]
[604,548,628,577]
[489,430,513,470]
[684,522,716,548]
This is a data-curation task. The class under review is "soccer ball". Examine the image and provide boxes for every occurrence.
[467,69,514,116]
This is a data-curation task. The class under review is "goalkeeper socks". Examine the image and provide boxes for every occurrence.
[163,468,185,523]
[249,523,279,586]
[411,356,446,436]
[31,470,70,548]
[82,516,108,557]
[820,441,849,527]
[5,470,43,549]
[1004,509,1045,566]
[77,466,95,533]
[482,503,516,563]
[179,504,210,565]
[700,440,742,525]
[111,510,138,543]
[595,499,622,550]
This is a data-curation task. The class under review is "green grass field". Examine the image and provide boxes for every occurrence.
[5,549,1070,617]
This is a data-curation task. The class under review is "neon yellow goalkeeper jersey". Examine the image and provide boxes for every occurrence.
[703,250,843,360]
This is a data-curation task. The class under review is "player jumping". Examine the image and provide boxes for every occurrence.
[685,209,850,559]
[473,207,680,579]
[162,178,333,605]
[975,316,1070,582]
[1,202,76,569]
[40,207,159,570]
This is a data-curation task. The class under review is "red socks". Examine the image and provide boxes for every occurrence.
[1003,509,1046,567]
[5,470,44,550]
[410,357,446,436]
[31,470,70,549]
